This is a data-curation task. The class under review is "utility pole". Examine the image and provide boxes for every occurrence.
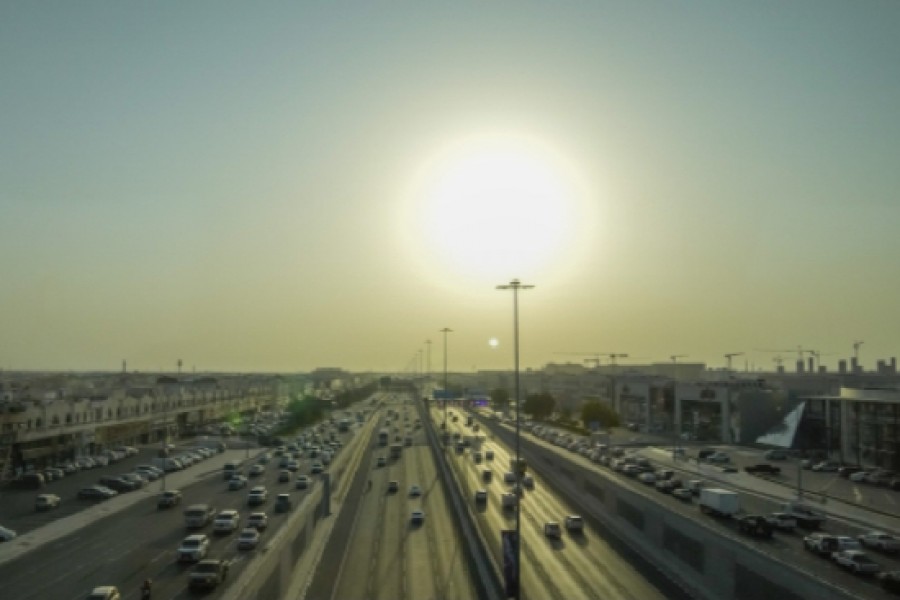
[425,339,432,381]
[440,328,452,428]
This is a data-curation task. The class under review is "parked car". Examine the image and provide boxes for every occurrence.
[745,463,781,475]
[79,485,117,500]
[763,449,788,460]
[838,465,863,477]
[832,549,880,575]
[850,470,871,482]
[0,525,18,542]
[812,461,840,472]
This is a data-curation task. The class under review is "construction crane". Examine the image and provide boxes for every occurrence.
[853,340,864,361]
[772,355,785,369]
[724,352,744,371]
[670,354,687,364]
[555,352,630,367]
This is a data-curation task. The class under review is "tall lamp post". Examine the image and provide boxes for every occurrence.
[496,278,533,600]
[440,328,453,428]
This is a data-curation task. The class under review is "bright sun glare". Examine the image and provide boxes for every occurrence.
[404,133,589,285]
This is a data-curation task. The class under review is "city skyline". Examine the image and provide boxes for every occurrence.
[2,3,899,373]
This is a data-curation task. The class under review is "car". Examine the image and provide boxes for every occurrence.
[249,464,265,477]
[858,531,900,553]
[410,509,425,524]
[98,476,136,492]
[565,515,584,533]
[544,522,562,538]
[409,485,422,497]
[767,513,797,531]
[247,486,268,506]
[737,515,773,538]
[177,534,210,562]
[189,559,229,590]
[213,510,240,534]
[501,493,518,509]
[763,449,788,460]
[812,461,840,472]
[503,471,517,483]
[877,571,900,594]
[387,480,399,493]
[120,473,148,488]
[838,465,863,477]
[0,525,17,542]
[672,487,693,501]
[156,489,182,509]
[35,493,61,511]
[638,472,657,485]
[804,533,839,556]
[85,586,121,600]
[687,480,706,496]
[247,512,268,530]
[310,462,324,474]
[706,452,730,464]
[237,528,260,550]
[850,470,871,482]
[286,460,300,472]
[521,474,535,489]
[278,470,291,483]
[745,463,781,475]
[134,467,160,481]
[79,485,117,500]
[485,450,494,461]
[229,475,248,490]
[832,549,880,574]
[274,493,292,512]
[474,489,488,503]
[296,475,311,490]
[376,457,387,467]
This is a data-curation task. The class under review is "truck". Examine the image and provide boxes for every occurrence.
[781,501,826,529]
[699,488,740,517]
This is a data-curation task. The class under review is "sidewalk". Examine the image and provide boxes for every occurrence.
[0,448,257,567]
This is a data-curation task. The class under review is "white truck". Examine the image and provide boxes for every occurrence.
[699,488,740,517]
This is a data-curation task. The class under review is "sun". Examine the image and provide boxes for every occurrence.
[403,133,589,284]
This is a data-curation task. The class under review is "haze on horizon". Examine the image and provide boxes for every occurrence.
[2,2,899,375]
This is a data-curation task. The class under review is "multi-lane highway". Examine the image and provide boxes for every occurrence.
[0,418,363,600]
[308,395,478,600]
[435,406,678,600]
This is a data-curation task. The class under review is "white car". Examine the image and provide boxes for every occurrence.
[0,525,17,542]
[247,486,268,506]
[832,549,880,574]
[858,531,900,553]
[767,513,797,531]
[638,472,657,485]
[213,510,240,534]
[178,534,210,562]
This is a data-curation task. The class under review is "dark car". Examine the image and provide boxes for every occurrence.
[158,489,183,509]
[189,559,229,590]
[738,515,774,538]
[838,465,864,478]
[878,571,900,594]
[99,476,136,492]
[745,464,781,475]
[79,485,117,500]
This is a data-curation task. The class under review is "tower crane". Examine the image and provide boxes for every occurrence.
[670,354,687,364]
[853,340,864,361]
[724,352,744,371]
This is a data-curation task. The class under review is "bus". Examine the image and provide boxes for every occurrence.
[378,428,389,446]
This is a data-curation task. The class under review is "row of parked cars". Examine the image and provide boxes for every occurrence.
[13,446,141,489]
[76,445,220,500]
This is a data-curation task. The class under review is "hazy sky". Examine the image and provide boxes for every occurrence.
[2,2,899,374]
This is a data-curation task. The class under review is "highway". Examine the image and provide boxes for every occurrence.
[0,420,363,599]
[496,416,900,600]
[434,407,677,600]
[307,395,477,600]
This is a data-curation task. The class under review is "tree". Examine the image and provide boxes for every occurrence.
[490,388,510,410]
[581,401,620,429]
[523,392,555,420]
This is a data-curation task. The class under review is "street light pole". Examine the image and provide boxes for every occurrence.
[497,278,533,600]
[440,328,453,428]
